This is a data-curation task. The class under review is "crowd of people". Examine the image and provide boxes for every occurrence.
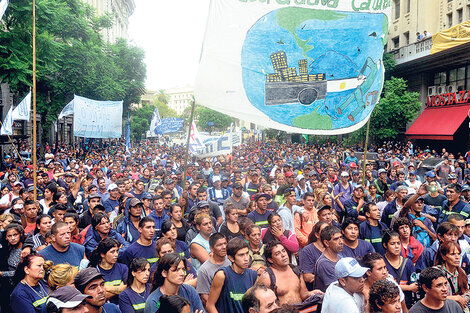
[1,139,470,313]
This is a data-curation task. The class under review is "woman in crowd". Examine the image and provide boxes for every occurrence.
[0,212,14,230]
[43,262,78,290]
[151,238,196,287]
[10,254,49,313]
[119,258,151,313]
[382,230,418,308]
[434,241,470,310]
[366,184,381,203]
[161,219,190,259]
[39,183,57,215]
[0,223,32,278]
[31,214,52,251]
[245,224,266,273]
[218,204,241,241]
[299,221,328,290]
[169,203,189,242]
[146,253,203,313]
[272,173,285,195]
[88,237,128,304]
[392,217,424,264]
[369,280,402,313]
[261,213,299,254]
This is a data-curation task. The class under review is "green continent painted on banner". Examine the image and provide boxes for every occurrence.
[293,108,333,129]
[276,8,346,58]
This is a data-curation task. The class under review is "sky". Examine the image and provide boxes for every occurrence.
[128,0,211,91]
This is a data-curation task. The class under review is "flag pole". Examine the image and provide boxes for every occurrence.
[362,119,371,186]
[32,0,38,201]
[181,98,196,198]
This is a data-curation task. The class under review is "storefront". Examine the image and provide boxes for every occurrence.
[405,88,470,151]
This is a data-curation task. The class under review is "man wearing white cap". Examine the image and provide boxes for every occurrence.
[321,257,368,313]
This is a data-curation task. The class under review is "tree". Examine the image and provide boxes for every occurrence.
[0,0,146,139]
[196,107,233,132]
[129,102,155,141]
[344,76,421,144]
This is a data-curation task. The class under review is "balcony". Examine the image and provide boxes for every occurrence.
[389,37,433,66]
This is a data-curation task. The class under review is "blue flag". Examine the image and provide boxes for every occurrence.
[126,112,131,153]
[149,105,162,134]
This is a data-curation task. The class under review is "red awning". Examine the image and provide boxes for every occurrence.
[406,105,470,140]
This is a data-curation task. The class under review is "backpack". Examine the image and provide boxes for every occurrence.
[412,216,431,247]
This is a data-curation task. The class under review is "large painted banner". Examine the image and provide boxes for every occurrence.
[73,95,123,138]
[195,0,391,134]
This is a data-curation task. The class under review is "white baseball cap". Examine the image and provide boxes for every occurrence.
[335,257,369,279]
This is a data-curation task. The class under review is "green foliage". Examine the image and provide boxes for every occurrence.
[344,76,421,144]
[129,97,179,140]
[370,77,421,141]
[383,52,396,73]
[0,0,146,139]
[196,107,233,132]
[129,102,154,141]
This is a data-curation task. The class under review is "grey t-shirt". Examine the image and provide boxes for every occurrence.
[409,299,463,313]
[313,254,341,292]
[196,258,232,294]
[223,195,249,211]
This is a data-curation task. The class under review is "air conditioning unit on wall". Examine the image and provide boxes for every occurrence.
[428,86,436,96]
[447,83,457,93]
[437,85,446,94]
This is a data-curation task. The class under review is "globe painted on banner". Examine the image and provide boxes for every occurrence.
[241,7,387,130]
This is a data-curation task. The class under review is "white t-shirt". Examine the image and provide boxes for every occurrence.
[321,282,365,313]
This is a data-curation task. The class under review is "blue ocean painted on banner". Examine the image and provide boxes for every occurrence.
[241,8,386,130]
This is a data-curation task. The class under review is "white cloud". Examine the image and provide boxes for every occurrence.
[128,0,211,90]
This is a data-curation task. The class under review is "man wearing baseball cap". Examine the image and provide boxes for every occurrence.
[46,286,91,313]
[74,268,121,313]
[223,182,250,215]
[247,193,273,228]
[321,257,369,313]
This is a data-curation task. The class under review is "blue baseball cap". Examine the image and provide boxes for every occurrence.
[426,171,436,178]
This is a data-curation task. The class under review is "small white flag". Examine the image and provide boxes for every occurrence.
[0,0,8,21]
[58,99,74,119]
[11,92,31,121]
[1,106,13,136]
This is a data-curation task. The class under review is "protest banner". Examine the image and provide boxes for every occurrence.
[73,95,123,138]
[195,0,391,134]
[154,118,184,135]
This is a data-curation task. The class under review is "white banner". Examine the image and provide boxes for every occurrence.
[73,95,123,138]
[11,92,31,121]
[195,0,391,135]
[197,132,233,158]
[1,106,13,136]
[189,122,205,154]
[0,0,8,21]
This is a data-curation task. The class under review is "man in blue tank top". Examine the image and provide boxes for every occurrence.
[206,238,257,313]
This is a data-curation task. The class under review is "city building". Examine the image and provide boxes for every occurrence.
[165,86,194,116]
[388,0,470,152]
[83,0,136,42]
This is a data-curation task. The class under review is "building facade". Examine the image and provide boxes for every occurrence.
[83,0,136,42]
[388,0,470,152]
[165,86,194,116]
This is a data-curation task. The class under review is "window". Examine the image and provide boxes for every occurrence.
[392,36,400,48]
[407,0,411,13]
[457,9,463,24]
[404,32,410,45]
[394,0,400,19]
[447,13,453,27]
[433,71,446,85]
